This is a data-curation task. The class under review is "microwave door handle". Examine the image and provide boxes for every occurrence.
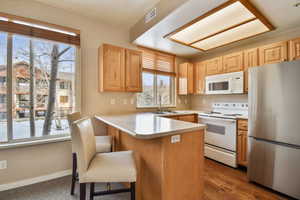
[228,78,233,93]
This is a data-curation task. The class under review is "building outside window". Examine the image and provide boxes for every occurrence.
[137,72,175,107]
[60,96,69,103]
[0,21,79,143]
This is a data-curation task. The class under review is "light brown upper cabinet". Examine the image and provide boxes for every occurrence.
[244,48,259,93]
[205,57,223,76]
[223,51,244,73]
[99,44,142,92]
[289,37,300,61]
[194,62,206,94]
[259,41,288,66]
[125,49,142,92]
[178,62,194,95]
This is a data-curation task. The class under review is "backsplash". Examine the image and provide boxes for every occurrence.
[190,94,248,112]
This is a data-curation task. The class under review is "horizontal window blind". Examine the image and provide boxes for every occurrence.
[139,47,176,76]
[0,12,80,46]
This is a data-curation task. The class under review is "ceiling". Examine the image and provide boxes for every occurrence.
[133,0,300,57]
[33,0,160,28]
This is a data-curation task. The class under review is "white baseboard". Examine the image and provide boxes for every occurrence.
[0,169,72,192]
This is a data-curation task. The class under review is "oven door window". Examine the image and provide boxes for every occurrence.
[207,123,225,135]
[209,81,229,91]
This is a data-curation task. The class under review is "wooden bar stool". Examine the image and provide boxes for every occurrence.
[67,112,112,195]
[72,118,136,200]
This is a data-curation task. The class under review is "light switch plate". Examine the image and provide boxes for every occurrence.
[0,160,7,170]
[171,135,181,144]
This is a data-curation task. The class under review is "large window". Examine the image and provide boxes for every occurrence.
[0,33,77,143]
[137,72,175,108]
[137,47,176,108]
[0,32,7,142]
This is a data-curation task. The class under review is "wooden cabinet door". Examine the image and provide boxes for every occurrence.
[125,49,142,92]
[259,41,288,65]
[178,114,196,123]
[237,130,248,167]
[223,51,244,73]
[178,63,188,95]
[205,57,223,75]
[244,48,259,93]
[194,62,206,94]
[187,63,194,94]
[289,38,300,61]
[178,63,193,95]
[238,119,248,131]
[100,44,125,92]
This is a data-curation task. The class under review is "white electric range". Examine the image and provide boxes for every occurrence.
[198,103,248,168]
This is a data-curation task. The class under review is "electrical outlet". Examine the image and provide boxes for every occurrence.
[0,160,7,170]
[171,135,181,144]
[110,99,116,105]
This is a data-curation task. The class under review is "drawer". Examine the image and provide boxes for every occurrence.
[238,119,248,130]
[238,130,248,136]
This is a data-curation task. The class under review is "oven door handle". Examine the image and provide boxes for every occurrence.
[198,116,236,123]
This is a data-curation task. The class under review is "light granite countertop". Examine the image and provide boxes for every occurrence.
[95,112,206,139]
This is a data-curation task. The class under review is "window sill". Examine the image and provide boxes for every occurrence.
[136,105,177,109]
[0,136,71,150]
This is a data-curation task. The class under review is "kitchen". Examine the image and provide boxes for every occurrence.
[0,0,300,200]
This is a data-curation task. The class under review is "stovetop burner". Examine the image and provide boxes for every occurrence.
[200,103,248,119]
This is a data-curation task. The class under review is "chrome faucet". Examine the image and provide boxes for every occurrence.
[158,94,162,112]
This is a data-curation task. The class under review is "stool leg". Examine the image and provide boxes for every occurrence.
[71,153,77,195]
[130,182,135,200]
[90,183,95,200]
[80,183,86,200]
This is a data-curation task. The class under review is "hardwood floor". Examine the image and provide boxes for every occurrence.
[203,159,293,200]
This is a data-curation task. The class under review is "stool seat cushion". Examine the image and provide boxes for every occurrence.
[95,136,112,153]
[80,151,137,183]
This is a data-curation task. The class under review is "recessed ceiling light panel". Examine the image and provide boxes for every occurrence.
[191,19,269,50]
[165,0,274,51]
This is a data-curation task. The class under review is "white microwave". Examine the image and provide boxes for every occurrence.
[205,71,244,94]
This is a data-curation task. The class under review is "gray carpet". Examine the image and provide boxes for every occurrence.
[0,176,130,200]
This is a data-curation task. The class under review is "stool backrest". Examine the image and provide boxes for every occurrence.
[67,112,82,152]
[67,112,81,125]
[72,118,97,174]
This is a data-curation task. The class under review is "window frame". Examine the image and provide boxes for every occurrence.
[136,72,176,108]
[0,32,80,145]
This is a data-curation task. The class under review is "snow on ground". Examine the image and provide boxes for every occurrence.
[0,119,69,142]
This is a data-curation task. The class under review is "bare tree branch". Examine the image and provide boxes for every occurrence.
[57,47,71,58]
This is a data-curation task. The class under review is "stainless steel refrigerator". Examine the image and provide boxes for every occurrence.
[248,60,300,200]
